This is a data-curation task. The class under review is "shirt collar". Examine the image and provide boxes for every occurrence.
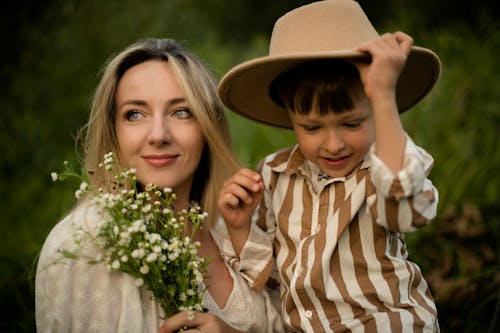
[269,144,372,185]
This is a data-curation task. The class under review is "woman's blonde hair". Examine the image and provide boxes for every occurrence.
[79,38,239,227]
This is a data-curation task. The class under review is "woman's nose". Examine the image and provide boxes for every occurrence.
[148,116,171,145]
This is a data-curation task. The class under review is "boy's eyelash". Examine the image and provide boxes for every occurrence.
[303,125,320,131]
[344,120,363,127]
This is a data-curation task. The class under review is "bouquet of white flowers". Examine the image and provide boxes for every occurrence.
[52,152,209,319]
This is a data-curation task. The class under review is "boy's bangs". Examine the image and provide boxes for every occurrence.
[293,80,356,115]
[270,59,363,115]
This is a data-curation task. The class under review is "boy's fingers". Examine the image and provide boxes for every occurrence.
[228,183,254,205]
[231,171,263,193]
[393,31,413,54]
[220,192,241,208]
[237,168,262,183]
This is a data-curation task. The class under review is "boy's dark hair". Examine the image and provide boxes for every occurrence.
[269,59,364,115]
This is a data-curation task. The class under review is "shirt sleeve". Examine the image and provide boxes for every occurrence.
[213,216,274,292]
[367,135,439,232]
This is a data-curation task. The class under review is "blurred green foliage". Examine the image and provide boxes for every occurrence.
[1,0,498,332]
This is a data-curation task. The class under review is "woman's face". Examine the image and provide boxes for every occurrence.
[115,60,205,203]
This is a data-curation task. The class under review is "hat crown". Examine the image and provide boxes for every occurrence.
[270,0,379,55]
[218,0,440,129]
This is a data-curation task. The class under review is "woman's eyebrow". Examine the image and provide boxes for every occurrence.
[118,97,187,109]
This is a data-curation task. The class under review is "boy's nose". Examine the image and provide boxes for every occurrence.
[323,131,345,153]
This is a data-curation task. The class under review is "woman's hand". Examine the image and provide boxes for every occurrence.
[158,310,245,333]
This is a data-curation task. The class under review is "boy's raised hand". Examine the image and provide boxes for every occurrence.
[353,31,413,104]
[352,31,412,173]
[218,168,264,230]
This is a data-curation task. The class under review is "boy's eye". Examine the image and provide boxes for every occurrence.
[344,121,362,129]
[302,125,321,132]
[173,108,192,119]
[125,110,143,121]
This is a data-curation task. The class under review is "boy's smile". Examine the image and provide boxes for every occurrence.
[289,100,374,178]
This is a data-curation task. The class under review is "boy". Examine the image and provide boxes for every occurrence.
[218,0,440,332]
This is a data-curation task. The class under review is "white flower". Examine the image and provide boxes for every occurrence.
[168,239,179,252]
[119,231,130,241]
[111,260,120,270]
[168,252,179,261]
[51,172,58,182]
[79,182,89,192]
[75,189,84,199]
[131,249,145,259]
[140,265,149,274]
[120,255,128,262]
[134,278,144,287]
[186,310,195,321]
[146,253,157,263]
[149,233,161,244]
[142,204,152,213]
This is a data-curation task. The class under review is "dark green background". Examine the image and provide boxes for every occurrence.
[1,1,498,332]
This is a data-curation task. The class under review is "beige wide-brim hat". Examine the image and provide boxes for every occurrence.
[219,0,441,129]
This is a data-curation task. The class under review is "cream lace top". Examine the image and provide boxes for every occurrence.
[35,202,283,333]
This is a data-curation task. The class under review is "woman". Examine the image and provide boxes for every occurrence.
[36,38,283,333]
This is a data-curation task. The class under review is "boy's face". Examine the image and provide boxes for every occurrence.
[289,98,374,178]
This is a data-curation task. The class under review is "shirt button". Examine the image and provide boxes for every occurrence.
[305,310,313,319]
[314,225,321,233]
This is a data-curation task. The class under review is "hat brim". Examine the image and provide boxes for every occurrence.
[219,46,440,129]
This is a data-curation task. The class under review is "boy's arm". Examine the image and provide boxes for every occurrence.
[217,168,274,290]
[368,137,438,232]
[354,31,414,173]
[218,168,264,255]
[355,32,438,231]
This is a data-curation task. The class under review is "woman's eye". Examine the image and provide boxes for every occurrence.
[173,108,192,119]
[125,110,143,121]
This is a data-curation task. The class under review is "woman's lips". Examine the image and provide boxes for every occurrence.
[142,154,178,167]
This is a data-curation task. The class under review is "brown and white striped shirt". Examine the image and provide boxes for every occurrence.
[220,137,439,332]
